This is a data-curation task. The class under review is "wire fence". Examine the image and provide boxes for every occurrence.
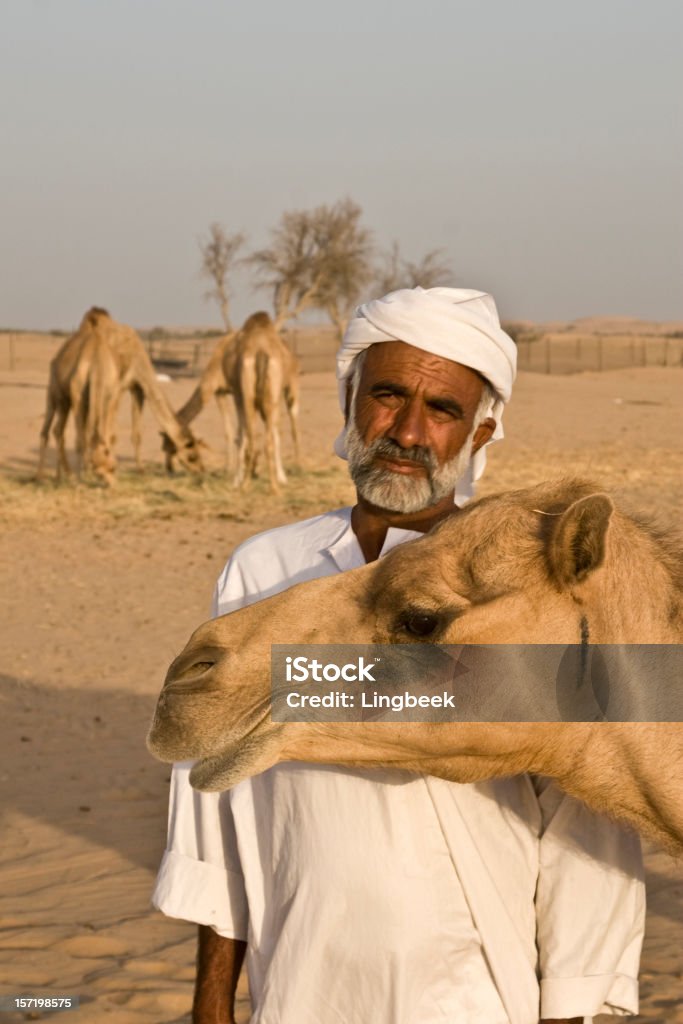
[3,329,683,377]
[143,336,216,376]
[284,330,683,376]
[144,328,341,376]
[515,334,683,374]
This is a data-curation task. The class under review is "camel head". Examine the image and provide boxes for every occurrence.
[161,431,179,473]
[160,427,207,475]
[148,479,683,795]
[90,438,117,486]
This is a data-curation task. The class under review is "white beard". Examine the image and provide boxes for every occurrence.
[345,420,477,514]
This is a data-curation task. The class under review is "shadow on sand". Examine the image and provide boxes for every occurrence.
[1,674,170,873]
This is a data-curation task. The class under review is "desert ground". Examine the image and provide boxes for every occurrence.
[0,329,681,1022]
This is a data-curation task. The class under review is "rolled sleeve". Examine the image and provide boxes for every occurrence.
[151,761,249,940]
[541,973,638,1017]
[153,848,248,939]
[535,779,644,1018]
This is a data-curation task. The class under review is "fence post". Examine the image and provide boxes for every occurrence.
[8,333,15,371]
[597,336,603,371]
[545,336,551,374]
[663,339,669,367]
[641,339,647,367]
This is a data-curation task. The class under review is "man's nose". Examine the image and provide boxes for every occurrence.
[386,398,428,449]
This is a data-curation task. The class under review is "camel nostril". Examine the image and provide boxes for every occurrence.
[165,659,217,688]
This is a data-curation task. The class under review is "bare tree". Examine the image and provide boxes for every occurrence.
[199,223,246,331]
[248,210,322,326]
[375,241,453,293]
[404,247,452,288]
[314,199,374,338]
[375,240,405,294]
[248,198,374,336]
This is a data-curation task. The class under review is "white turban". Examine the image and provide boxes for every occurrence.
[334,286,517,503]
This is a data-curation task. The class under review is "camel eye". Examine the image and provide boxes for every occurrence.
[400,611,440,637]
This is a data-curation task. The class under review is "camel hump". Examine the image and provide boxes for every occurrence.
[241,311,272,332]
[82,306,111,329]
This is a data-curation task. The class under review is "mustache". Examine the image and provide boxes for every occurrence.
[362,437,437,470]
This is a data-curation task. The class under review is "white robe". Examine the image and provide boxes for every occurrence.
[153,508,645,1023]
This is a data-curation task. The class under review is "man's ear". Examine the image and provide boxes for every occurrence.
[471,417,496,453]
[548,493,614,586]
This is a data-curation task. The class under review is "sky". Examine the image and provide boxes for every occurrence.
[2,0,682,329]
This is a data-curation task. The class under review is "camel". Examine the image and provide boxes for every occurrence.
[164,312,299,482]
[162,330,239,474]
[228,312,300,492]
[39,308,205,478]
[38,308,121,483]
[148,479,683,852]
[89,309,206,474]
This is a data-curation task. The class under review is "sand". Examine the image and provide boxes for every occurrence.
[0,333,681,1022]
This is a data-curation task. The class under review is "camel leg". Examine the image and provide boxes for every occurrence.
[215,391,235,473]
[53,403,72,482]
[261,356,285,491]
[271,422,286,490]
[74,390,89,479]
[240,413,257,491]
[267,397,286,489]
[236,431,253,490]
[262,408,279,494]
[235,359,257,491]
[37,389,56,481]
[233,396,249,490]
[105,389,122,483]
[234,433,244,487]
[285,384,300,467]
[130,384,145,471]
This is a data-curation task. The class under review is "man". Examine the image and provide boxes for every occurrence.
[153,288,644,1024]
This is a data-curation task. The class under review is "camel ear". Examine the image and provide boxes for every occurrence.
[548,493,614,586]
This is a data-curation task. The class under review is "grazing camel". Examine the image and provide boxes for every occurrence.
[38,308,121,483]
[39,307,205,477]
[88,309,205,474]
[228,312,300,492]
[162,330,238,474]
[148,479,683,852]
[162,314,300,479]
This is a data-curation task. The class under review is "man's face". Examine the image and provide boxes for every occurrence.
[346,341,495,514]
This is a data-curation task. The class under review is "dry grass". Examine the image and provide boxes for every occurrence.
[2,441,680,533]
[0,463,356,528]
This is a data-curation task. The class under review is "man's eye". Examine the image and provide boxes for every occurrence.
[428,406,461,421]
